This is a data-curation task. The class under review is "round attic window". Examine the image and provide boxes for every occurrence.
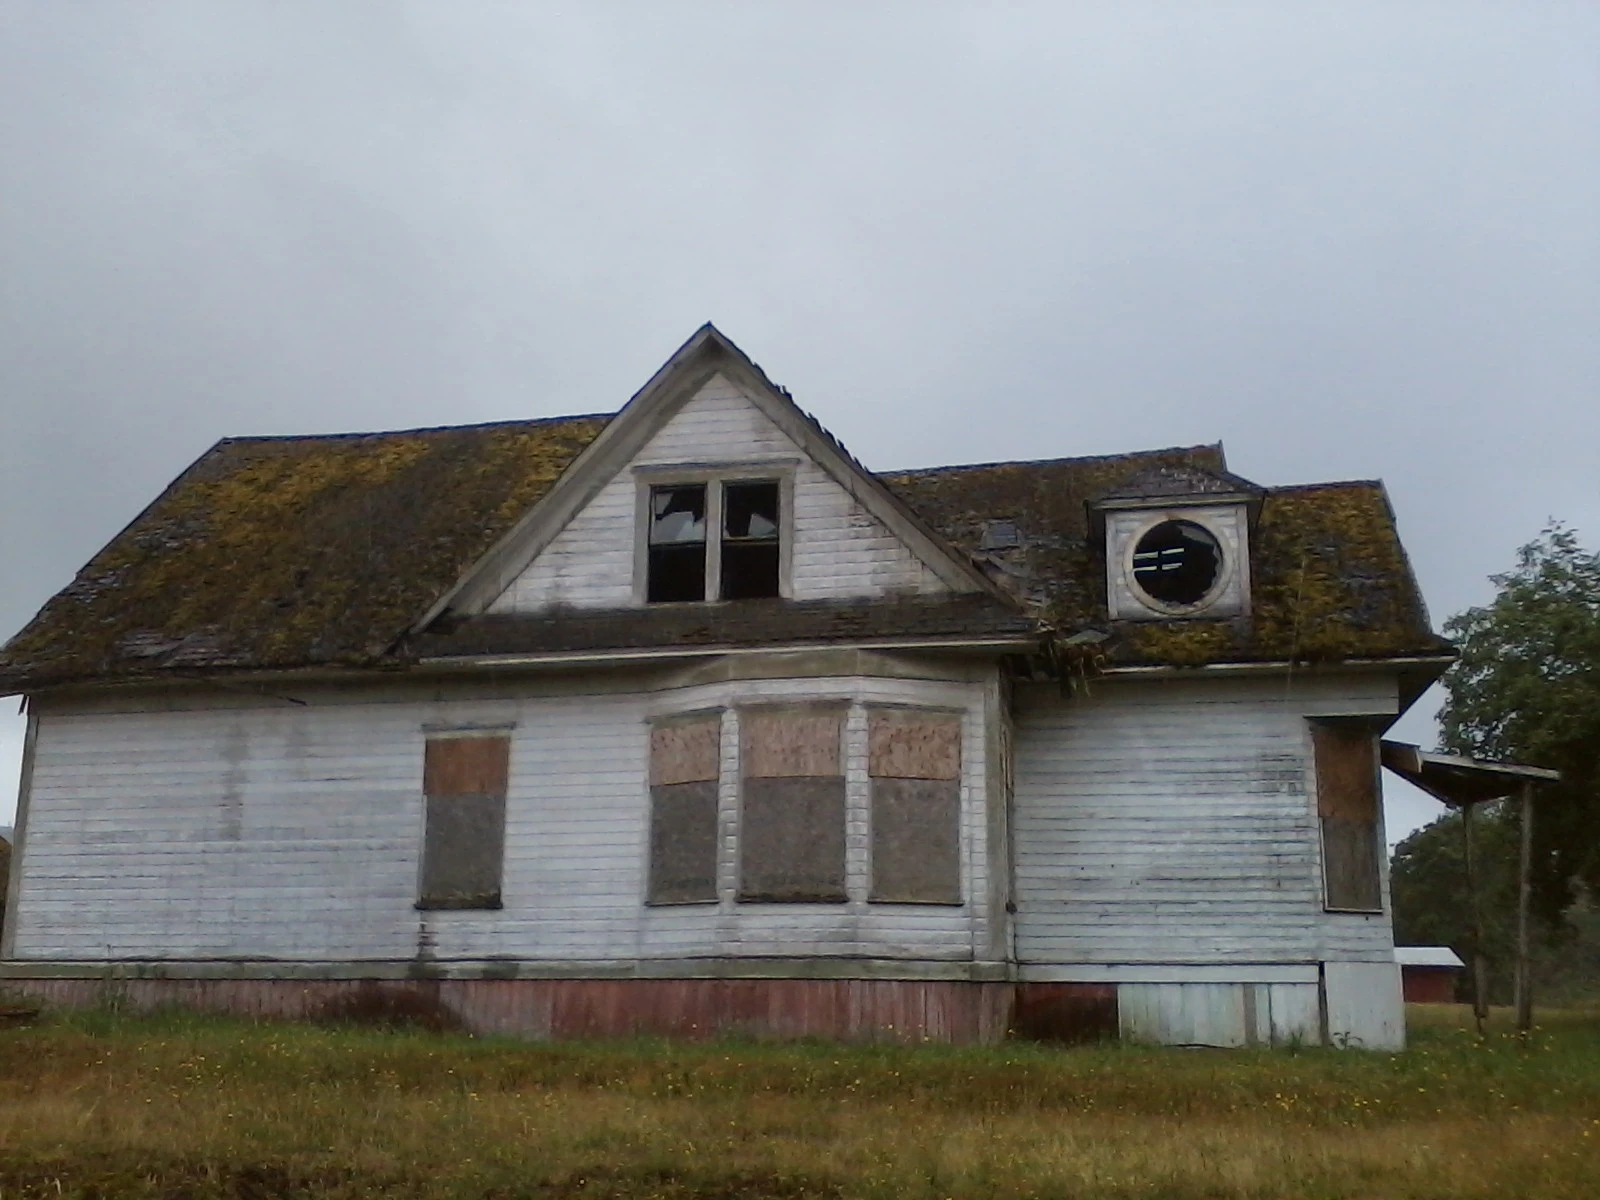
[1131,520,1223,608]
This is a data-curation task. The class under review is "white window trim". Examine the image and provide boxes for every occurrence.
[633,462,797,605]
[1120,512,1237,617]
[1107,506,1252,620]
[1307,717,1389,916]
[637,691,975,912]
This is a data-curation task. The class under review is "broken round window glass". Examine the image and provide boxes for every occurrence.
[1130,520,1222,607]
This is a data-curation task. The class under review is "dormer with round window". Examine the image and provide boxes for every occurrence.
[1094,463,1263,621]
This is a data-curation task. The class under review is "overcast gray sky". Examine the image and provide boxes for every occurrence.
[2,2,1597,842]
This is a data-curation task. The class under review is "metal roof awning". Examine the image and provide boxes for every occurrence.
[1380,740,1560,1035]
[1380,740,1560,808]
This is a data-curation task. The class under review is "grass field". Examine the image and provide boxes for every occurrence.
[2,1004,1598,1198]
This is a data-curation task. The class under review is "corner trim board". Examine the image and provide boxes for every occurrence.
[0,709,39,960]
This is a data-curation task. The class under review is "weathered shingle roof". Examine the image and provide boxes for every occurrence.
[0,424,1447,693]
[0,416,607,691]
[1092,459,1264,504]
[882,450,1448,668]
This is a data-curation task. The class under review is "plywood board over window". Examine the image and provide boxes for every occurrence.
[420,734,510,910]
[1312,721,1383,912]
[869,709,962,904]
[648,713,722,904]
[738,707,846,903]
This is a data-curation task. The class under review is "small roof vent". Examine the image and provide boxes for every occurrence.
[980,519,1021,550]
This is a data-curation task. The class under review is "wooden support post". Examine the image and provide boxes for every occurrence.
[1515,781,1535,1036]
[1462,801,1488,1036]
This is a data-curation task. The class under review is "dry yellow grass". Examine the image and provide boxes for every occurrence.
[1,1004,1597,1198]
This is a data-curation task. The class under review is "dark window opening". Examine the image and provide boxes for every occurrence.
[720,481,781,599]
[648,485,707,603]
[1131,520,1222,606]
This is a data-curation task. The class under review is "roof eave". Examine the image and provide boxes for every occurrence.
[416,633,1041,672]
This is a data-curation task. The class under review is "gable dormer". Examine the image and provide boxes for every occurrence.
[424,326,995,622]
[1092,463,1264,621]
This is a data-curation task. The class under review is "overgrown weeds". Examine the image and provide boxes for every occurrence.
[0,1005,1597,1198]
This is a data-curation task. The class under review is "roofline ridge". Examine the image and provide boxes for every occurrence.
[214,412,614,446]
[1269,478,1386,493]
[877,442,1226,477]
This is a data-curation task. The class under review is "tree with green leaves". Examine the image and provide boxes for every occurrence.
[1435,523,1600,923]
[1390,525,1600,1002]
[1391,808,1518,1001]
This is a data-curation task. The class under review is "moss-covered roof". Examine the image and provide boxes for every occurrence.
[0,424,1447,693]
[0,416,607,691]
[882,449,1449,669]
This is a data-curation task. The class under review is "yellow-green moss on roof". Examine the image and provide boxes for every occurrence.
[883,454,1448,669]
[0,416,608,690]
[0,424,1447,692]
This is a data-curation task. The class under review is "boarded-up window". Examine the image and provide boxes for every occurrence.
[868,709,962,904]
[419,734,509,910]
[648,713,722,904]
[738,708,846,903]
[1312,721,1383,912]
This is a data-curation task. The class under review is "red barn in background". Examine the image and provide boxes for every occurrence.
[1395,947,1464,1004]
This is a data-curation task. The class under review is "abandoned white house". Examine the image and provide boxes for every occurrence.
[0,326,1452,1048]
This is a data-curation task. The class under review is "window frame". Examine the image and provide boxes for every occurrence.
[633,463,797,605]
[1120,512,1236,617]
[416,725,514,912]
[865,705,965,906]
[644,708,725,907]
[1309,717,1387,915]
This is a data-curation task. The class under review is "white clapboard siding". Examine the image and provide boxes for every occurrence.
[1324,961,1405,1049]
[10,673,992,968]
[1118,982,1321,1047]
[488,375,947,612]
[1012,675,1400,969]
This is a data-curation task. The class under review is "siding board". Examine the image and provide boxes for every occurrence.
[10,672,991,967]
[1012,677,1398,968]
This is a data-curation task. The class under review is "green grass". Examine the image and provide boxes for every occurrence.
[2,1005,1599,1198]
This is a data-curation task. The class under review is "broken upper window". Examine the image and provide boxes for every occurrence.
[647,484,708,603]
[646,479,781,603]
[1131,520,1222,607]
[721,482,780,600]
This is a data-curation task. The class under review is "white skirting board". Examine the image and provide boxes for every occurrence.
[1116,963,1404,1049]
[1323,960,1405,1050]
[1118,982,1320,1047]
